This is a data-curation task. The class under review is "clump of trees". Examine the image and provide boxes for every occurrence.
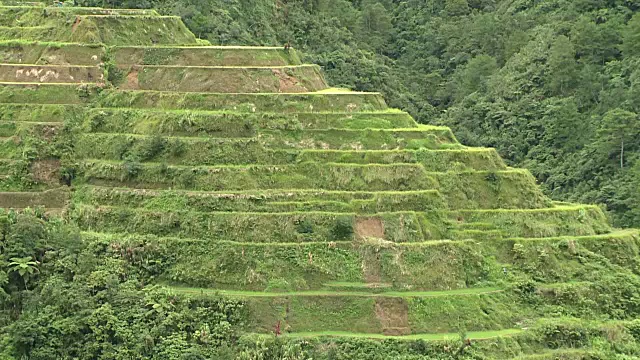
[0,210,246,358]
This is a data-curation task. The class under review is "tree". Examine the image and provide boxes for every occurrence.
[622,13,640,57]
[358,1,393,53]
[445,0,470,16]
[452,54,498,101]
[546,35,578,95]
[8,256,39,290]
[597,109,639,168]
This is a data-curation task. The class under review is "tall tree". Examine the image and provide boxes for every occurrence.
[546,35,578,95]
[358,1,393,53]
[622,13,640,57]
[597,108,639,168]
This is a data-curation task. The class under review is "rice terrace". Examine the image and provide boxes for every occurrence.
[0,2,639,359]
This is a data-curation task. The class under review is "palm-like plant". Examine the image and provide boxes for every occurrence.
[8,257,39,290]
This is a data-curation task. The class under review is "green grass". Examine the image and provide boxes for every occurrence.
[0,84,388,110]
[78,160,438,192]
[74,130,459,165]
[0,63,103,83]
[73,186,448,213]
[80,229,640,292]
[72,15,198,45]
[121,64,327,93]
[508,349,601,360]
[71,205,428,243]
[168,286,502,297]
[324,281,392,289]
[81,108,419,134]
[114,45,301,66]
[0,42,104,65]
[0,187,68,208]
[0,12,195,45]
[280,328,523,340]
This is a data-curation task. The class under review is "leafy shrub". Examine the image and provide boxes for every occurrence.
[295,218,314,234]
[121,160,142,181]
[331,217,353,240]
[137,135,167,162]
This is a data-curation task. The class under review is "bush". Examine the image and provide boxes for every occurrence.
[331,216,353,240]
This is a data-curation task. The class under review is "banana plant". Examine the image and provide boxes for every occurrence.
[8,257,40,290]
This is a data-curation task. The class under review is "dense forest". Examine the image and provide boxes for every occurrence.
[79,0,640,228]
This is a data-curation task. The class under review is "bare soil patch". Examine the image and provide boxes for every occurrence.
[360,246,382,284]
[72,17,82,33]
[273,69,302,92]
[374,297,410,335]
[126,68,140,89]
[355,217,385,239]
[30,159,60,184]
[40,125,58,141]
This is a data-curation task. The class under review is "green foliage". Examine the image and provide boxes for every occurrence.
[596,108,639,169]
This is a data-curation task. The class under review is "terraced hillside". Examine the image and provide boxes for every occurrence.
[1,4,640,359]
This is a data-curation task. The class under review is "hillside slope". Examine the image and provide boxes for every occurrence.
[71,0,640,229]
[0,5,639,359]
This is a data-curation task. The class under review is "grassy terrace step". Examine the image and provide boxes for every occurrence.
[171,286,518,334]
[0,120,60,136]
[0,63,102,83]
[75,134,497,169]
[0,43,302,69]
[297,149,505,170]
[0,104,417,129]
[114,64,327,93]
[77,126,457,152]
[83,108,419,133]
[272,319,639,354]
[73,15,197,45]
[78,163,550,210]
[0,26,68,43]
[508,349,601,360]
[531,281,640,320]
[77,162,548,208]
[114,46,302,66]
[280,329,523,340]
[0,103,83,122]
[0,135,21,157]
[72,206,429,243]
[74,135,473,166]
[169,286,502,297]
[71,204,609,242]
[79,144,498,169]
[93,15,195,44]
[432,169,551,209]
[0,187,67,208]
[0,84,388,111]
[74,187,448,213]
[83,230,481,291]
[0,83,91,103]
[450,229,505,240]
[0,6,158,27]
[0,41,104,65]
[0,105,416,130]
[0,159,17,173]
[95,89,388,112]
[450,206,612,238]
[0,15,197,45]
[81,229,640,291]
[78,161,437,191]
